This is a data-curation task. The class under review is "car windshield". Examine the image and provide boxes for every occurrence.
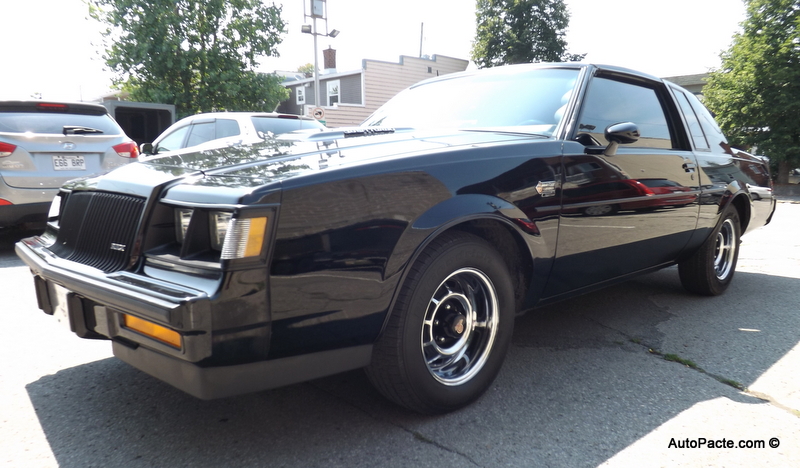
[0,112,122,135]
[362,66,581,136]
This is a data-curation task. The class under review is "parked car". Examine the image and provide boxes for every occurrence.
[140,112,327,156]
[789,168,800,184]
[0,101,139,228]
[16,63,776,414]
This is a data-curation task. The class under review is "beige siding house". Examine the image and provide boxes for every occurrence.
[662,73,709,96]
[278,54,469,128]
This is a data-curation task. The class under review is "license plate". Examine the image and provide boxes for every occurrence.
[52,155,86,171]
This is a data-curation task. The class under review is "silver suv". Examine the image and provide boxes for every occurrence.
[0,101,139,228]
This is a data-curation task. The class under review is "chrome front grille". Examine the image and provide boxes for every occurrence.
[49,191,146,273]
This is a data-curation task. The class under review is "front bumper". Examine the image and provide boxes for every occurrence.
[15,235,374,399]
[15,235,214,362]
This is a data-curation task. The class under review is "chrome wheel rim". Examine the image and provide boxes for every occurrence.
[421,268,499,386]
[714,219,736,280]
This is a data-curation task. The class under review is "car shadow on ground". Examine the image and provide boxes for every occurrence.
[25,269,799,468]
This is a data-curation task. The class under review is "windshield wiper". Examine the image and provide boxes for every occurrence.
[63,126,104,135]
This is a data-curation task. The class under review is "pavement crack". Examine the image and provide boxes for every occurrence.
[580,315,760,395]
[409,430,483,467]
[624,337,800,419]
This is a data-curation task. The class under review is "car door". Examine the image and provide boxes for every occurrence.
[543,72,701,298]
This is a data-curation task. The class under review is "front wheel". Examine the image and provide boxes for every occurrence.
[679,206,741,296]
[366,232,515,414]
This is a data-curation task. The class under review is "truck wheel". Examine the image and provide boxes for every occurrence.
[679,206,741,296]
[366,232,515,414]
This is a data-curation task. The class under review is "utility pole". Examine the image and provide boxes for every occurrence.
[419,22,424,58]
[302,0,339,114]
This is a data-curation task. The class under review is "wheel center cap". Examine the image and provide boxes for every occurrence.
[451,315,466,335]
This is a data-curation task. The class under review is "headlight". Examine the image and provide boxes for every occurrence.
[209,212,232,251]
[175,208,193,244]
[47,194,62,221]
[220,216,268,260]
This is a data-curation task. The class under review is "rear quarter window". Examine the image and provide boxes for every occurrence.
[216,119,240,138]
[251,117,324,135]
[682,91,730,155]
[672,89,710,151]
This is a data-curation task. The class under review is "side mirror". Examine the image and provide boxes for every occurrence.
[140,142,154,155]
[604,122,640,156]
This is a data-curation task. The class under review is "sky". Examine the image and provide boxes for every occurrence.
[1,0,747,102]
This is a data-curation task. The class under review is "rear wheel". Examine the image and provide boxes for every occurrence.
[366,232,515,414]
[679,206,741,296]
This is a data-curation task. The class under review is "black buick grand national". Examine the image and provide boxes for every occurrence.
[16,63,776,414]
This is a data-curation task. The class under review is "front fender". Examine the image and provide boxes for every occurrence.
[411,194,528,230]
[380,194,553,336]
[385,194,538,277]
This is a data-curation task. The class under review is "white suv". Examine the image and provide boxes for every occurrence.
[0,101,139,228]
[142,112,326,156]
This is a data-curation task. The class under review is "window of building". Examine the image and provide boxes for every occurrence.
[327,80,340,107]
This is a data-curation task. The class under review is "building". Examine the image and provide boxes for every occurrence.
[278,50,469,128]
[662,73,709,96]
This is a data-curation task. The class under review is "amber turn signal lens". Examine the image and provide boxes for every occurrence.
[123,314,181,348]
[244,217,267,257]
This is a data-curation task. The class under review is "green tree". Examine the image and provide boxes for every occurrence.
[703,0,800,183]
[471,0,584,68]
[297,63,315,77]
[90,0,289,118]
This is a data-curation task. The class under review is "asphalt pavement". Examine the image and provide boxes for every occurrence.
[1,199,798,467]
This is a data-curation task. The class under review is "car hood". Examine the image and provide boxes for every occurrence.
[66,128,550,203]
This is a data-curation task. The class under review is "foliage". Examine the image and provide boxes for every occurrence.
[90,0,289,118]
[471,0,585,68]
[297,63,315,77]
[703,0,800,181]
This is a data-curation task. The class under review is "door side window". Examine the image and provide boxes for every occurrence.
[155,125,190,152]
[577,77,674,149]
[185,122,216,147]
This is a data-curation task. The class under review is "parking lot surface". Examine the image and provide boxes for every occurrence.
[1,200,798,467]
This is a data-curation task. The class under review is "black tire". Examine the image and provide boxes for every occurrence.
[366,232,515,414]
[679,206,741,296]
